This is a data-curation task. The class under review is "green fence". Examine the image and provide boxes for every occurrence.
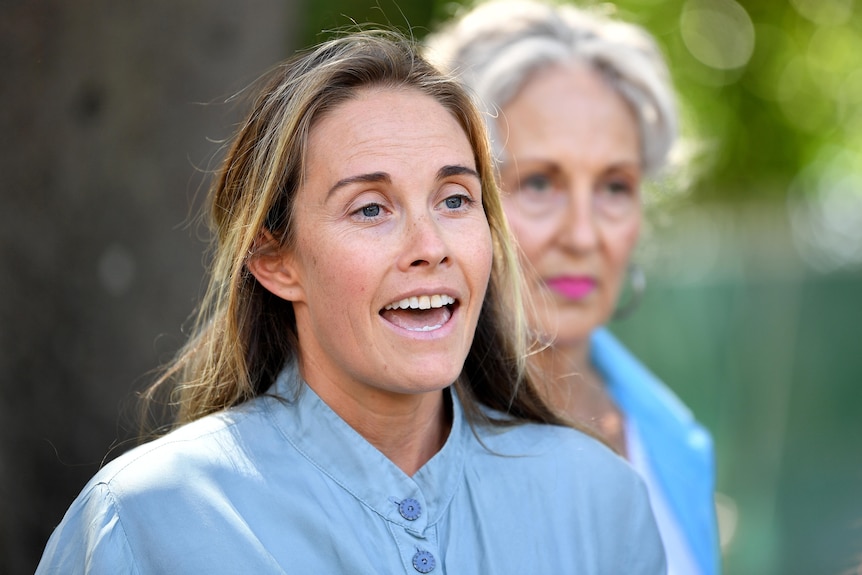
[613,202,862,574]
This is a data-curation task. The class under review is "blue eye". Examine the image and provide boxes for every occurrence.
[445,196,464,209]
[361,204,381,217]
[441,193,474,211]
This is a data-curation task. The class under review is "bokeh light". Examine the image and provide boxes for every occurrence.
[788,149,862,273]
[790,0,854,26]
[680,0,755,71]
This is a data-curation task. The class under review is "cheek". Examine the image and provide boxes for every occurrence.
[461,219,494,288]
[502,202,555,266]
[326,248,372,298]
[478,230,494,284]
[300,235,368,306]
[606,218,641,272]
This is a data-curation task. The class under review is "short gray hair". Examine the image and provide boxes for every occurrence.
[425,0,678,175]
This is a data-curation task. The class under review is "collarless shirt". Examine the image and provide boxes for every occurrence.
[37,363,666,574]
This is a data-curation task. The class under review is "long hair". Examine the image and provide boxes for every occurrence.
[140,30,565,435]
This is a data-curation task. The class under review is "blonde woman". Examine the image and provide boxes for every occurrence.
[37,31,664,573]
[427,2,719,574]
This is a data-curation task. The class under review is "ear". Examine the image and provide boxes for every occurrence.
[246,233,306,303]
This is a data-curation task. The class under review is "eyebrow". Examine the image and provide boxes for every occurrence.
[328,172,391,197]
[327,165,480,198]
[437,165,480,181]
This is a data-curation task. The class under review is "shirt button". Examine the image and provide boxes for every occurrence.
[412,549,436,573]
[399,498,422,521]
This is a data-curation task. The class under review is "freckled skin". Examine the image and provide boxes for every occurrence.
[278,87,492,455]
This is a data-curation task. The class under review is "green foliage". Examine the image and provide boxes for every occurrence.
[300,0,438,44]
[301,0,862,204]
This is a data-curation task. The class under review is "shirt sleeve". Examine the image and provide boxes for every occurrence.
[624,473,669,574]
[35,482,140,575]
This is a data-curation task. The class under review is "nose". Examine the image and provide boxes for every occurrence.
[398,211,450,270]
[557,185,599,252]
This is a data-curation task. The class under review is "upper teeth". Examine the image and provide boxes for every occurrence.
[384,294,455,311]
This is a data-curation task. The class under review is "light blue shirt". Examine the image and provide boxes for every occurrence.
[592,328,719,575]
[37,363,666,574]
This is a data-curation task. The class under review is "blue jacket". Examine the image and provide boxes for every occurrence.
[592,327,719,575]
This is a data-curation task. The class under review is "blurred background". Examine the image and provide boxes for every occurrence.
[1,0,860,573]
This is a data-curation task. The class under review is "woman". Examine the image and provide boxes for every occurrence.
[426,2,719,574]
[36,31,664,573]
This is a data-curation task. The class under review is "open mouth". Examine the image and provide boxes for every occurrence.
[380,294,457,332]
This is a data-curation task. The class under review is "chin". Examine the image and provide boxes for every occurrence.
[379,363,461,396]
[409,370,462,393]
[540,311,602,348]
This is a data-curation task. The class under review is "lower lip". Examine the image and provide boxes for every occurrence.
[546,277,596,300]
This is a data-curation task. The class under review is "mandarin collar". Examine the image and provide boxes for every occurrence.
[264,362,468,534]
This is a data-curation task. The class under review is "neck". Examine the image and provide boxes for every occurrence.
[535,338,627,457]
[300,366,451,476]
[542,337,592,380]
[350,390,451,477]
[534,338,595,410]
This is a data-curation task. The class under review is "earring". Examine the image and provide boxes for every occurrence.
[613,263,646,321]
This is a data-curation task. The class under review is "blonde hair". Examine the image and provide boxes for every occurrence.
[141,30,565,434]
[425,0,678,175]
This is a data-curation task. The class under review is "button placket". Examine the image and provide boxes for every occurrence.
[389,525,441,574]
[387,498,441,574]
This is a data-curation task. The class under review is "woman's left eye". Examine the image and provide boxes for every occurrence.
[605,180,633,195]
[441,193,472,211]
[445,196,464,209]
[361,204,381,217]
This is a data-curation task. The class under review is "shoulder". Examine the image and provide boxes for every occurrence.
[470,418,643,493]
[461,419,666,570]
[36,480,136,574]
[592,327,714,450]
[63,395,287,521]
[37,398,283,573]
[104,402,268,487]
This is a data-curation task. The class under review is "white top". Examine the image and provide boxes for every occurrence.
[627,418,701,575]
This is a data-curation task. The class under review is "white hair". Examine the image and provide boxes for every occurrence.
[425,0,678,175]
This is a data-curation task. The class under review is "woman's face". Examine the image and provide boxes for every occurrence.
[498,62,642,350]
[281,87,492,403]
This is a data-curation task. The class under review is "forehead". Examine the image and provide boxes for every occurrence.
[305,87,476,182]
[501,62,640,161]
[523,63,633,123]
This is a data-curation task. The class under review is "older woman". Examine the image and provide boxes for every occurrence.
[427,2,719,574]
[36,31,664,573]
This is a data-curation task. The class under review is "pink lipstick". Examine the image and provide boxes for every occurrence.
[546,276,596,300]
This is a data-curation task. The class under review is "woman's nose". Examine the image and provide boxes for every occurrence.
[557,189,599,252]
[399,212,450,270]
